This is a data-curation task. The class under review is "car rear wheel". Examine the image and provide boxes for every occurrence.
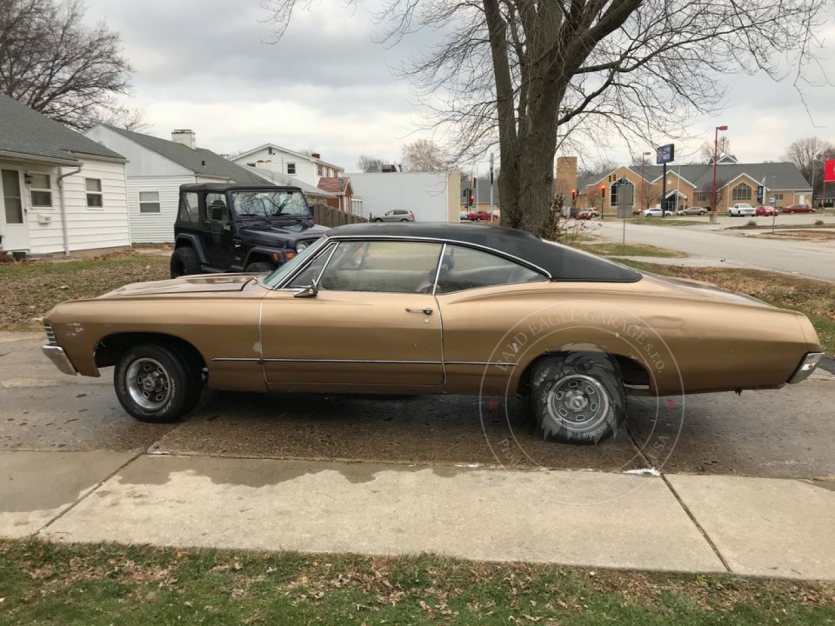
[114,344,202,423]
[373,218,383,222]
[400,218,409,222]
[170,247,201,278]
[530,353,626,445]
[246,261,274,273]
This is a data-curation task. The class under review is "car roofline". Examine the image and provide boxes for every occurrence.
[324,233,553,279]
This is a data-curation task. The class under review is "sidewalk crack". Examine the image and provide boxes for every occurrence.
[626,425,732,573]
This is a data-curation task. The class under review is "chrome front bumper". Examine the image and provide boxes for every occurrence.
[788,352,825,384]
[42,345,77,376]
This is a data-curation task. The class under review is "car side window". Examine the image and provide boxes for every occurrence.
[206,193,228,223]
[179,192,199,224]
[287,245,335,288]
[435,245,547,294]
[317,241,443,293]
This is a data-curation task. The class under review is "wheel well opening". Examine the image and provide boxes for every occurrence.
[516,351,651,395]
[95,333,206,372]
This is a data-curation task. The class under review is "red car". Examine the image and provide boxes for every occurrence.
[782,204,815,213]
[755,206,778,216]
[464,212,498,222]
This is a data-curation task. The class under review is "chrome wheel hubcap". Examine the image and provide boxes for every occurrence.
[546,374,610,431]
[127,358,171,410]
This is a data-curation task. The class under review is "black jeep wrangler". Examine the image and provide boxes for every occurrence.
[170,183,327,278]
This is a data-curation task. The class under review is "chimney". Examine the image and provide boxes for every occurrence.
[171,129,196,149]
[556,156,578,204]
[311,152,321,159]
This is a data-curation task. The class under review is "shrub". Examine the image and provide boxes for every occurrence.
[815,219,825,226]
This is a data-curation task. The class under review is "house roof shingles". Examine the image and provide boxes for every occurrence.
[105,126,265,185]
[318,177,351,195]
[630,162,811,191]
[0,95,125,164]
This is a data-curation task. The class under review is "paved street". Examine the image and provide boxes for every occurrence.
[595,215,835,282]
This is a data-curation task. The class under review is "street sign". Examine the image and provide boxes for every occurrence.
[825,159,835,183]
[769,196,775,204]
[656,144,675,165]
[757,185,764,204]
[614,179,634,219]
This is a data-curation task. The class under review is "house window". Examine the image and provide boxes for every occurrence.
[287,163,296,175]
[139,191,161,213]
[695,193,708,203]
[732,183,752,201]
[86,178,103,207]
[29,173,52,207]
[317,165,324,176]
[610,178,634,208]
[776,194,784,200]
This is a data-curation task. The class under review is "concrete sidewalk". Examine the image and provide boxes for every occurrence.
[2,451,834,580]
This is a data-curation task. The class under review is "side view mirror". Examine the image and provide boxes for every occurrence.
[294,274,320,299]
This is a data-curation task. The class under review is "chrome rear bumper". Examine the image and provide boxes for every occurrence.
[788,352,825,384]
[42,345,77,376]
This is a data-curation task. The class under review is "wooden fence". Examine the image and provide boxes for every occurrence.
[311,203,368,227]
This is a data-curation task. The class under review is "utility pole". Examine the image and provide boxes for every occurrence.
[489,153,495,219]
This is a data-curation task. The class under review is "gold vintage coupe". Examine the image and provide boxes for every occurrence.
[43,223,823,444]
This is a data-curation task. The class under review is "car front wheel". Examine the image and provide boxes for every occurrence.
[530,353,626,445]
[114,344,202,423]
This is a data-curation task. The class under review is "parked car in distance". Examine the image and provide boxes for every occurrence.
[372,209,415,222]
[641,208,673,217]
[575,209,600,220]
[464,211,499,222]
[169,184,326,278]
[728,203,756,217]
[782,204,815,214]
[676,206,708,216]
[755,206,778,216]
[42,223,824,445]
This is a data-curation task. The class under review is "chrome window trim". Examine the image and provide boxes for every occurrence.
[270,239,338,292]
[213,357,518,366]
[430,243,447,297]
[274,234,551,288]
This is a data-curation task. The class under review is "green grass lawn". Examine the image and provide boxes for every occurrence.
[616,260,835,354]
[573,242,687,258]
[1,540,834,625]
[625,218,705,227]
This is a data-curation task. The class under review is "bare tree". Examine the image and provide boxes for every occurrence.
[401,138,448,172]
[265,0,827,235]
[699,137,734,164]
[577,158,618,181]
[782,137,835,205]
[357,154,386,172]
[94,105,149,132]
[699,177,730,212]
[0,0,132,131]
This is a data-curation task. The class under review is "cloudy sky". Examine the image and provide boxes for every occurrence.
[84,0,834,173]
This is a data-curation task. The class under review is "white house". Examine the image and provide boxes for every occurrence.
[0,95,130,257]
[231,144,344,188]
[85,126,268,243]
[349,172,462,223]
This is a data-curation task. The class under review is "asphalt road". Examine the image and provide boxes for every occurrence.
[595,215,835,282]
[3,333,834,480]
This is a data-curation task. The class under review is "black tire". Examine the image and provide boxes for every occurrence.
[114,344,202,423]
[400,218,409,222]
[373,218,383,222]
[245,261,274,273]
[170,247,201,278]
[530,353,626,445]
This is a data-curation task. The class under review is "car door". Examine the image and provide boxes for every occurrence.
[203,192,235,268]
[260,239,445,386]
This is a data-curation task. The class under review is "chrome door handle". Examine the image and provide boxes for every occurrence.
[406,308,433,315]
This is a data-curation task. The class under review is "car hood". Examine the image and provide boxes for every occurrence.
[238,222,328,247]
[100,274,259,299]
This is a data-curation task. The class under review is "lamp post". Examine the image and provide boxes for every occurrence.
[810,152,823,213]
[641,151,651,212]
[712,125,728,223]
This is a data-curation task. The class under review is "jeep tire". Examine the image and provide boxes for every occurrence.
[170,247,201,278]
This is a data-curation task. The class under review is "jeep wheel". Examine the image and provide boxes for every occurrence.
[114,344,202,423]
[246,261,274,273]
[170,247,201,278]
[530,353,626,445]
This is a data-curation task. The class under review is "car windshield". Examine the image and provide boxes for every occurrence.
[232,190,311,219]
[261,236,329,288]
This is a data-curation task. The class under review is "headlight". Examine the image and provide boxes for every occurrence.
[296,241,309,253]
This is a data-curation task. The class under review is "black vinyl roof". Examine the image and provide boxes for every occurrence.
[181,183,304,193]
[328,223,642,282]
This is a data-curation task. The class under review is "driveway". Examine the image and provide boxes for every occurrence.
[595,217,835,281]
[3,333,834,480]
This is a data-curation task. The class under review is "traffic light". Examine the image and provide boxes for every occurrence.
[571,188,577,203]
[469,193,475,207]
[600,185,606,200]
[472,176,477,189]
